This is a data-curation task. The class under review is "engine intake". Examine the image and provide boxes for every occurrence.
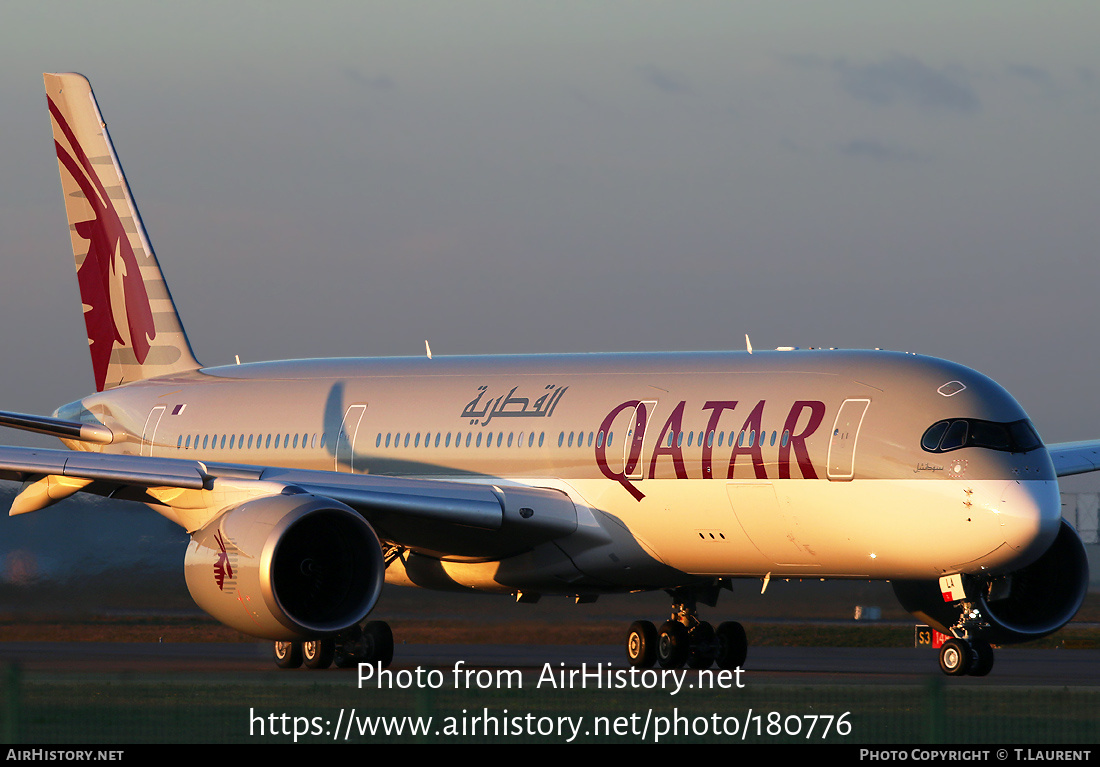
[185,492,385,640]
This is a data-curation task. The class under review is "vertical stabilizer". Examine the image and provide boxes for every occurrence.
[44,72,200,391]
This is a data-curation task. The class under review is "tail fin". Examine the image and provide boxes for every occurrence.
[44,72,200,391]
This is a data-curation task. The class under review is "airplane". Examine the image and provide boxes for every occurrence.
[2,72,1097,676]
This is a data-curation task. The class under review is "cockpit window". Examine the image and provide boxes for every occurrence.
[921,418,1042,454]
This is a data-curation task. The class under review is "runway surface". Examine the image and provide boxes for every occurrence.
[2,641,1098,686]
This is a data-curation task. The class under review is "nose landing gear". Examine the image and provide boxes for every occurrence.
[938,636,994,677]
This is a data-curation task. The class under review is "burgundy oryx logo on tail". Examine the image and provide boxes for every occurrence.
[48,97,156,392]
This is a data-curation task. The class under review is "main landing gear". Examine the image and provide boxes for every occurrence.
[625,586,747,670]
[273,620,394,670]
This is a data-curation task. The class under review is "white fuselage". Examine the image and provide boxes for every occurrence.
[60,348,1062,592]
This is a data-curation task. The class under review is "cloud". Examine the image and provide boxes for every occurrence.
[832,54,979,113]
[1006,63,1054,87]
[839,138,925,163]
[636,63,693,95]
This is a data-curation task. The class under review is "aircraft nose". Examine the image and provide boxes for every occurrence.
[998,479,1061,566]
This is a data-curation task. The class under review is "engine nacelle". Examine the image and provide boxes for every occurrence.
[893,519,1089,645]
[185,492,385,640]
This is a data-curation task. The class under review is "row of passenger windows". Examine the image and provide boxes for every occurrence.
[176,432,324,451]
[172,427,792,453]
[379,431,553,449]
[664,429,792,449]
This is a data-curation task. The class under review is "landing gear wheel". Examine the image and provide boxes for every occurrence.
[939,638,972,676]
[303,638,335,670]
[687,621,716,669]
[273,641,302,669]
[657,620,690,669]
[968,640,995,677]
[362,621,394,667]
[715,621,747,670]
[626,621,657,668]
[334,624,363,669]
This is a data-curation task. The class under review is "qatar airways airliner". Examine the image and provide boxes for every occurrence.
[2,73,1096,676]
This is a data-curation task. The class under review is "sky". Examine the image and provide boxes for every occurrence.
[1,1,1099,477]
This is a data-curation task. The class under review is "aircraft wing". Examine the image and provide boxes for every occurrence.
[0,444,578,559]
[0,409,113,444]
[1046,440,1100,477]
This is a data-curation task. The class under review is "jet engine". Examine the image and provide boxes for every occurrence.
[184,491,385,640]
[893,519,1089,644]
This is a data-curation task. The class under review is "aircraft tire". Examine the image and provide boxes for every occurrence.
[968,640,995,677]
[303,638,335,670]
[687,621,716,669]
[626,620,657,668]
[938,638,972,676]
[363,621,394,668]
[273,641,303,669]
[715,621,747,670]
[657,620,689,669]
[333,623,363,668]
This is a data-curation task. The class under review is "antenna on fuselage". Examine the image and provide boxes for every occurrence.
[425,340,433,360]
[745,334,753,354]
